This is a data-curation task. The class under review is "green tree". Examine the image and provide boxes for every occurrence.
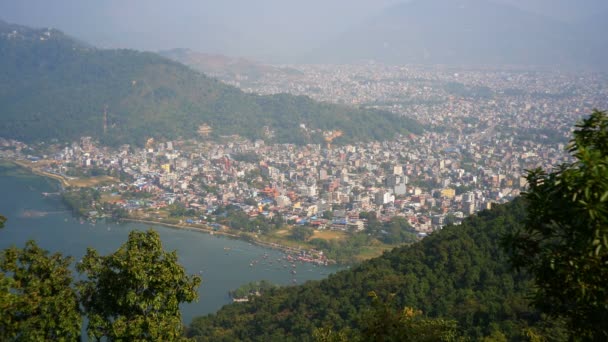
[77,229,201,341]
[291,226,314,241]
[0,214,6,228]
[0,240,81,341]
[314,292,458,342]
[358,292,458,342]
[505,110,608,340]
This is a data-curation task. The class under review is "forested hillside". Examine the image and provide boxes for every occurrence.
[0,21,422,146]
[188,198,564,341]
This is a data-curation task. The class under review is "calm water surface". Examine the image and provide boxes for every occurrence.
[0,162,341,324]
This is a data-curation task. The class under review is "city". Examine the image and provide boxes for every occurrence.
[2,64,603,262]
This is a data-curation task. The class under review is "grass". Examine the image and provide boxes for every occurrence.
[8,159,118,187]
[355,246,390,261]
[68,176,118,187]
[312,229,348,241]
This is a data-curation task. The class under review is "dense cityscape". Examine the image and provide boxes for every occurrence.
[2,0,608,339]
[2,64,604,254]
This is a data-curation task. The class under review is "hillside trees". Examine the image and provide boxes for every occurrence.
[314,293,458,342]
[77,230,201,341]
[0,22,423,146]
[505,109,608,340]
[0,240,81,341]
[187,198,541,341]
[0,220,200,341]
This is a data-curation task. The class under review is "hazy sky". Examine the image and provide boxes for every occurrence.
[0,0,402,61]
[1,0,604,62]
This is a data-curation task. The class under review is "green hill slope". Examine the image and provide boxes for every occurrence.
[0,22,422,146]
[187,199,564,341]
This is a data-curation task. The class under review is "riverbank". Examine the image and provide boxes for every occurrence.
[4,159,352,265]
[7,159,118,188]
[120,218,334,262]
[9,159,72,187]
[0,167,343,323]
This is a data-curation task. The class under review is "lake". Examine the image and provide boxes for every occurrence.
[0,161,341,325]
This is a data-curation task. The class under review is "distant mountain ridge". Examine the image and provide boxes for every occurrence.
[0,21,422,146]
[159,48,302,84]
[316,0,607,70]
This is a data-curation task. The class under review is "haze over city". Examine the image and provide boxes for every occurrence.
[2,0,608,66]
[0,0,607,341]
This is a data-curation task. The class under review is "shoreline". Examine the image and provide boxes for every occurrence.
[3,158,338,264]
[121,218,333,262]
[6,159,71,187]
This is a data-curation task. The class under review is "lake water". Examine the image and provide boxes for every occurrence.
[0,162,341,325]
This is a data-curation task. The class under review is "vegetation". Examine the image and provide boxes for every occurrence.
[314,292,458,342]
[2,112,607,340]
[187,198,547,341]
[504,110,608,340]
[185,111,608,341]
[365,214,418,245]
[290,226,315,241]
[308,232,373,263]
[0,22,423,146]
[78,230,201,341]
[0,221,200,341]
[229,280,278,299]
[62,187,101,216]
[0,240,81,341]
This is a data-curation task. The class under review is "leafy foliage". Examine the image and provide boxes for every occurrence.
[0,23,423,146]
[188,199,558,341]
[357,292,458,342]
[229,280,278,299]
[0,240,81,341]
[0,208,199,340]
[62,187,101,216]
[77,230,201,341]
[290,226,314,241]
[314,292,458,342]
[504,110,608,340]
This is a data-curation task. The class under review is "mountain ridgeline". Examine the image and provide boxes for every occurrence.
[159,49,303,84]
[0,21,422,146]
[187,199,565,341]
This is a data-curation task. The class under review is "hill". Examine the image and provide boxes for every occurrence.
[0,22,422,146]
[187,199,564,341]
[317,0,603,69]
[159,48,302,85]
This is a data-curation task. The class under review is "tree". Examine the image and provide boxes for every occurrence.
[358,292,458,342]
[77,229,201,341]
[0,240,81,341]
[314,292,458,342]
[0,214,5,229]
[504,110,608,340]
[291,226,314,242]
